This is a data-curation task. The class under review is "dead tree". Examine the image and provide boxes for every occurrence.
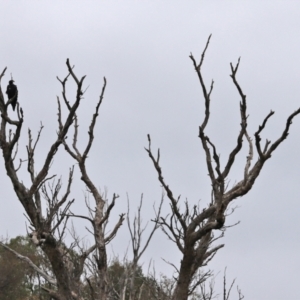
[0,60,124,300]
[146,35,300,300]
[125,194,162,300]
[98,195,163,300]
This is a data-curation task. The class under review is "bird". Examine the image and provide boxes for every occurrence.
[6,80,18,111]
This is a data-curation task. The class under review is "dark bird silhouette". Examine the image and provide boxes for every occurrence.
[6,80,18,111]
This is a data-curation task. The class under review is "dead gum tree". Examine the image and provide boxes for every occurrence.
[146,35,300,300]
[0,60,124,300]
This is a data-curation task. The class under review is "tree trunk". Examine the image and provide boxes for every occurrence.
[171,248,195,300]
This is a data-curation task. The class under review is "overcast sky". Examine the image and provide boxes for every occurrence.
[1,1,300,299]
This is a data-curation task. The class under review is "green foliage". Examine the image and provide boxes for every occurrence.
[0,236,49,300]
[105,258,171,300]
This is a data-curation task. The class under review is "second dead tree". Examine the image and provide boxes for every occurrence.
[146,35,300,300]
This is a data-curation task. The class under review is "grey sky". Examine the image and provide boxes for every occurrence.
[1,1,300,299]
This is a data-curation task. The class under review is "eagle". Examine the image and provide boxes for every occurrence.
[6,80,18,111]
